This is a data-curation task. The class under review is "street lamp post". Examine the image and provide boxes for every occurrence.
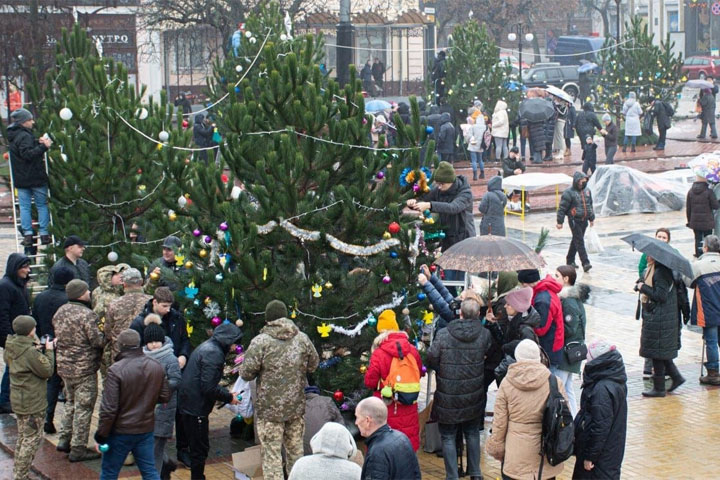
[614,0,621,43]
[508,23,534,83]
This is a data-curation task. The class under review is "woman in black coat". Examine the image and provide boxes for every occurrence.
[636,258,685,397]
[573,343,628,479]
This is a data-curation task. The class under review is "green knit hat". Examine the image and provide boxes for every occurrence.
[434,161,456,184]
[265,300,288,322]
[12,315,36,336]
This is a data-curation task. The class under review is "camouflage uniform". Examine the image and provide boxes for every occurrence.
[239,317,319,480]
[91,264,128,377]
[14,413,44,480]
[53,301,104,448]
[103,289,151,361]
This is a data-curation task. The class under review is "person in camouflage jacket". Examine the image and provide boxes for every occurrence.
[92,264,129,379]
[240,300,320,480]
[52,279,104,462]
[104,268,151,361]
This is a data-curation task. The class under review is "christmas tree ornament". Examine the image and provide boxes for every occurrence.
[211,316,222,327]
[389,251,398,259]
[423,310,434,324]
[184,261,194,269]
[182,119,189,128]
[135,107,149,120]
[245,31,253,38]
[291,309,297,319]
[235,345,244,354]
[158,130,170,142]
[417,292,427,301]
[61,153,68,162]
[359,365,367,374]
[426,126,434,134]
[107,251,118,262]
[177,196,187,208]
[376,171,385,179]
[193,229,202,237]
[150,272,160,281]
[424,217,435,225]
[423,209,431,218]
[263,267,268,281]
[231,186,242,200]
[221,174,229,183]
[280,34,288,41]
[413,183,420,192]
[59,107,73,121]
[382,231,391,240]
[388,222,401,234]
[184,284,198,299]
[249,37,257,44]
[430,264,437,272]
[215,273,224,282]
[138,184,146,191]
[234,86,241,93]
[203,235,212,244]
[235,64,243,73]
[324,281,333,289]
[204,297,212,305]
[333,390,344,402]
[340,402,349,411]
[199,249,208,258]
[235,319,244,327]
[368,315,377,325]
[421,365,427,375]
[317,323,331,337]
[168,210,177,221]
[219,221,229,231]
[312,284,323,297]
[382,274,391,284]
[402,307,410,315]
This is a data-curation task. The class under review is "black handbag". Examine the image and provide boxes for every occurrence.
[564,341,588,363]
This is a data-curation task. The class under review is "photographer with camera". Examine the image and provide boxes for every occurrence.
[4,315,55,479]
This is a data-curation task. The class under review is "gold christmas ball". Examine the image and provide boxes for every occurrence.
[235,319,244,327]
[184,261,194,269]
[199,249,208,258]
[168,211,177,221]
[149,272,160,281]
[359,365,367,374]
[184,193,191,199]
[382,231,391,240]
[324,281,333,289]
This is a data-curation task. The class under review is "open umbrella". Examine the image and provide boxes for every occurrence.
[365,100,392,113]
[620,233,693,278]
[519,98,555,123]
[686,79,714,90]
[545,85,573,103]
[434,235,545,273]
[577,62,598,73]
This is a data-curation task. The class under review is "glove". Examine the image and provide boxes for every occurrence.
[94,432,108,446]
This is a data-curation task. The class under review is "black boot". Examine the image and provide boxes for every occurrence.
[56,438,71,453]
[666,363,686,392]
[631,146,636,153]
[622,146,627,153]
[480,170,485,179]
[642,375,667,397]
[473,171,478,181]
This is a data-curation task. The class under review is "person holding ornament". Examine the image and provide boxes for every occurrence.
[49,235,91,288]
[239,300,319,480]
[364,310,423,451]
[7,108,52,247]
[147,235,185,293]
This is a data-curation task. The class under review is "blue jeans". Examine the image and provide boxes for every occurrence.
[494,137,508,161]
[439,417,482,479]
[704,326,720,371]
[520,135,527,158]
[100,432,159,480]
[17,186,50,236]
[469,151,484,175]
[623,135,637,147]
[0,365,9,406]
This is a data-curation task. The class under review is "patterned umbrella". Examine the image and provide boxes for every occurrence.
[434,235,545,273]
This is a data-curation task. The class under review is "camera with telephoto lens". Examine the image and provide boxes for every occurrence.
[448,298,462,319]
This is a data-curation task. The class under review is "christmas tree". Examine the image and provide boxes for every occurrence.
[596,17,684,120]
[27,24,191,271]
[444,21,522,126]
[179,5,437,401]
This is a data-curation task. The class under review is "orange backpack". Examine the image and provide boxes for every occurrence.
[380,342,421,405]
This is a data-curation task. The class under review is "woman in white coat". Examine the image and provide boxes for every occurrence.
[621,92,643,153]
[492,100,510,161]
[464,115,486,180]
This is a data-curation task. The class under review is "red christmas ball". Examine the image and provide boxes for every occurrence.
[137,168,142,174]
[388,222,401,235]
[182,120,189,128]
[2,152,8,160]
[333,390,344,402]
[221,174,229,183]
[430,265,437,273]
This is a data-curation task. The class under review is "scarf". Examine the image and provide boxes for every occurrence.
[641,262,655,304]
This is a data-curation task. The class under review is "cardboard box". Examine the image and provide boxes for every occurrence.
[232,445,263,480]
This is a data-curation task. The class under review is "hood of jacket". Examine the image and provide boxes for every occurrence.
[582,349,627,387]
[487,175,503,192]
[447,318,483,343]
[96,264,127,294]
[260,317,299,341]
[506,360,549,391]
[582,102,595,112]
[397,102,410,114]
[376,331,414,357]
[443,174,471,198]
[143,336,175,361]
[511,306,542,329]
[440,112,452,124]
[6,123,32,143]
[212,323,243,351]
[494,100,507,113]
[309,422,357,459]
[572,171,588,190]
[534,275,563,296]
[194,114,205,124]
[4,334,36,361]
[495,271,519,298]
[691,181,710,195]
[623,98,636,108]
[559,284,590,302]
[4,253,30,287]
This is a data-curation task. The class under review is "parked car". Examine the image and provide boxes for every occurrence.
[682,56,720,80]
[499,53,530,70]
[552,36,606,65]
[522,65,582,100]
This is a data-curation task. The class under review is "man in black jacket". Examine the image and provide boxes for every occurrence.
[426,298,491,480]
[33,266,74,433]
[178,323,242,478]
[0,253,31,413]
[7,108,52,247]
[130,287,190,365]
[49,235,91,288]
[650,97,672,150]
[557,172,596,272]
[193,114,214,165]
[355,397,420,480]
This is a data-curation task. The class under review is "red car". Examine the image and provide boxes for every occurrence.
[682,56,720,80]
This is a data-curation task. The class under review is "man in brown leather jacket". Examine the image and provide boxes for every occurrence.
[94,329,170,478]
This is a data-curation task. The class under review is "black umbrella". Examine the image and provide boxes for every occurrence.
[519,98,555,123]
[435,235,545,273]
[621,233,693,278]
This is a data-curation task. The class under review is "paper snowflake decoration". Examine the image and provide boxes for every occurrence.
[203,301,221,318]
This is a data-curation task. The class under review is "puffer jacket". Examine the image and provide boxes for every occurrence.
[502,156,526,178]
[640,263,679,360]
[361,424,421,480]
[466,122,486,153]
[486,361,566,480]
[96,347,171,439]
[492,100,510,138]
[421,274,455,330]
[3,334,54,415]
[622,99,643,137]
[7,123,49,188]
[689,252,720,327]
[179,323,242,417]
[32,283,68,339]
[479,175,507,236]
[532,276,565,366]
[0,253,31,348]
[240,318,319,422]
[303,388,344,455]
[422,175,476,251]
[436,112,456,154]
[143,337,182,438]
[686,181,719,231]
[573,350,627,480]
[426,318,492,424]
[543,98,557,143]
[527,120,546,152]
[130,300,191,360]
[575,102,603,141]
[557,172,595,225]
[558,284,589,374]
[364,331,423,451]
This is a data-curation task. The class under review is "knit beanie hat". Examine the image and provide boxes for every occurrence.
[12,315,36,336]
[602,113,612,122]
[376,309,399,333]
[433,161,456,184]
[52,266,75,287]
[586,338,616,361]
[517,269,540,284]
[515,339,541,362]
[10,108,33,124]
[265,300,287,322]
[66,279,89,300]
[117,329,141,351]
[505,287,533,313]
[143,323,166,345]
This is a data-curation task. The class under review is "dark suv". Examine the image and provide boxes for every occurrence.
[522,65,581,99]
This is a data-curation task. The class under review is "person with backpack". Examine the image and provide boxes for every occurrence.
[426,297,492,480]
[486,340,568,480]
[363,310,423,451]
[573,339,628,479]
[650,97,672,151]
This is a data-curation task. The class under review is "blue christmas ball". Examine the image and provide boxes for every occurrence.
[389,251,398,259]
[425,126,434,135]
[99,444,110,453]
[417,292,427,301]
[234,86,241,93]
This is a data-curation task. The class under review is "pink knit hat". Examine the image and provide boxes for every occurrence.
[586,338,616,361]
[505,287,533,313]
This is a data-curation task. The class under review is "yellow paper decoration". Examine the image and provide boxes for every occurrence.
[175,255,185,266]
[317,323,331,337]
[187,323,194,335]
[423,310,434,324]
[312,284,323,298]
[263,267,268,281]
